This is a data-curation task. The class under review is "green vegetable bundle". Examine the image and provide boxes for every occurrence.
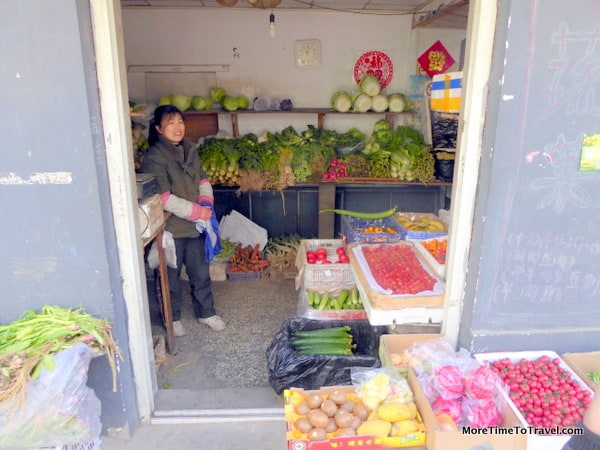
[0,305,121,406]
[291,326,356,355]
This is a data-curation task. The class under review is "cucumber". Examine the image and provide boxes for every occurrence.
[293,326,352,338]
[292,336,353,347]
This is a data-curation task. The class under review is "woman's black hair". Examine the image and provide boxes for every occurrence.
[148,104,185,146]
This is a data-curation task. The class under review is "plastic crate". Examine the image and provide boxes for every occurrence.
[294,239,355,290]
[226,263,262,281]
[340,216,405,244]
[394,212,448,240]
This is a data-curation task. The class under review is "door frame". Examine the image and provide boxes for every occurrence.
[90,0,497,422]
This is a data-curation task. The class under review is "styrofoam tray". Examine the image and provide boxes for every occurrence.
[414,238,446,280]
[474,350,594,450]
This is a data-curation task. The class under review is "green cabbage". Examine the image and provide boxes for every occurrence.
[373,119,391,132]
[158,96,171,106]
[371,94,388,113]
[359,74,381,97]
[170,94,192,111]
[237,96,250,109]
[353,93,372,113]
[210,87,227,103]
[191,96,212,111]
[330,91,352,112]
[222,96,239,111]
[387,93,407,113]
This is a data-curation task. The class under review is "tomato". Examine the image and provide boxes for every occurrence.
[336,247,346,256]
[485,355,591,430]
[315,247,328,256]
[338,254,349,263]
[316,252,328,261]
[320,259,332,264]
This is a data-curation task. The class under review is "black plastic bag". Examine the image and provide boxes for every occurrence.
[266,317,387,395]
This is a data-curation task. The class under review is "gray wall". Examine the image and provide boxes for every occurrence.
[459,0,600,353]
[0,0,137,432]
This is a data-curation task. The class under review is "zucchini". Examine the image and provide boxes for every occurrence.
[319,206,397,219]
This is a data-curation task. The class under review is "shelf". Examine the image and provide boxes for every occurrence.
[183,108,416,141]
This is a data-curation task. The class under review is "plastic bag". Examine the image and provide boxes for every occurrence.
[147,230,177,269]
[219,210,268,251]
[351,368,413,411]
[265,317,387,395]
[410,338,507,428]
[0,344,102,449]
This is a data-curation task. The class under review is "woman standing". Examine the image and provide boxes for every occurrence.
[142,105,225,336]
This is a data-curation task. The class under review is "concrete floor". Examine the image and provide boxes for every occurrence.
[101,271,298,449]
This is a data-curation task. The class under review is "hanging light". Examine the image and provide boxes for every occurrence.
[216,0,238,5]
[269,12,276,39]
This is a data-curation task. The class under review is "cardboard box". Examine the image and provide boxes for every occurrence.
[408,368,527,450]
[285,385,426,449]
[474,351,594,450]
[378,334,442,375]
[348,242,445,310]
[561,351,600,390]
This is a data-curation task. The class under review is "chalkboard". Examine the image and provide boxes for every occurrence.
[465,0,600,334]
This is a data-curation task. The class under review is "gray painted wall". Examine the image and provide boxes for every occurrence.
[459,0,600,353]
[0,0,137,432]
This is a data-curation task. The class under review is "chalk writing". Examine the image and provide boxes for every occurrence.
[492,231,600,306]
[545,23,600,118]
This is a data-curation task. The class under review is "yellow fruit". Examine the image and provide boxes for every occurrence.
[377,401,417,422]
[390,418,419,437]
[357,419,392,437]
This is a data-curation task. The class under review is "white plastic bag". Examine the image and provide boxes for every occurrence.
[219,210,268,251]
[0,344,102,449]
[147,230,177,269]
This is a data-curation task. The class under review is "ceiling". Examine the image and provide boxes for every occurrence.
[120,0,469,29]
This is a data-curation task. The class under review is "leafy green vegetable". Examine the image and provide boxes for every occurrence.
[353,93,372,112]
[191,95,213,111]
[222,96,239,111]
[359,74,381,97]
[210,87,227,103]
[331,90,353,112]
[388,93,407,113]
[170,94,192,111]
[158,96,171,106]
[237,96,250,109]
[371,94,388,113]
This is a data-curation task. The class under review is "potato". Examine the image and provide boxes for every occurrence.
[294,400,310,416]
[320,399,338,417]
[308,427,327,442]
[306,394,324,409]
[295,417,313,434]
[308,409,330,428]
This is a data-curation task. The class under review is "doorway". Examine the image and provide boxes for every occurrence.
[93,0,495,422]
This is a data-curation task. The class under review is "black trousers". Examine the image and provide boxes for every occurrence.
[167,235,216,321]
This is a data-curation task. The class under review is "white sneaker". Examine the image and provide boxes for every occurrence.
[198,315,225,332]
[172,320,186,337]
